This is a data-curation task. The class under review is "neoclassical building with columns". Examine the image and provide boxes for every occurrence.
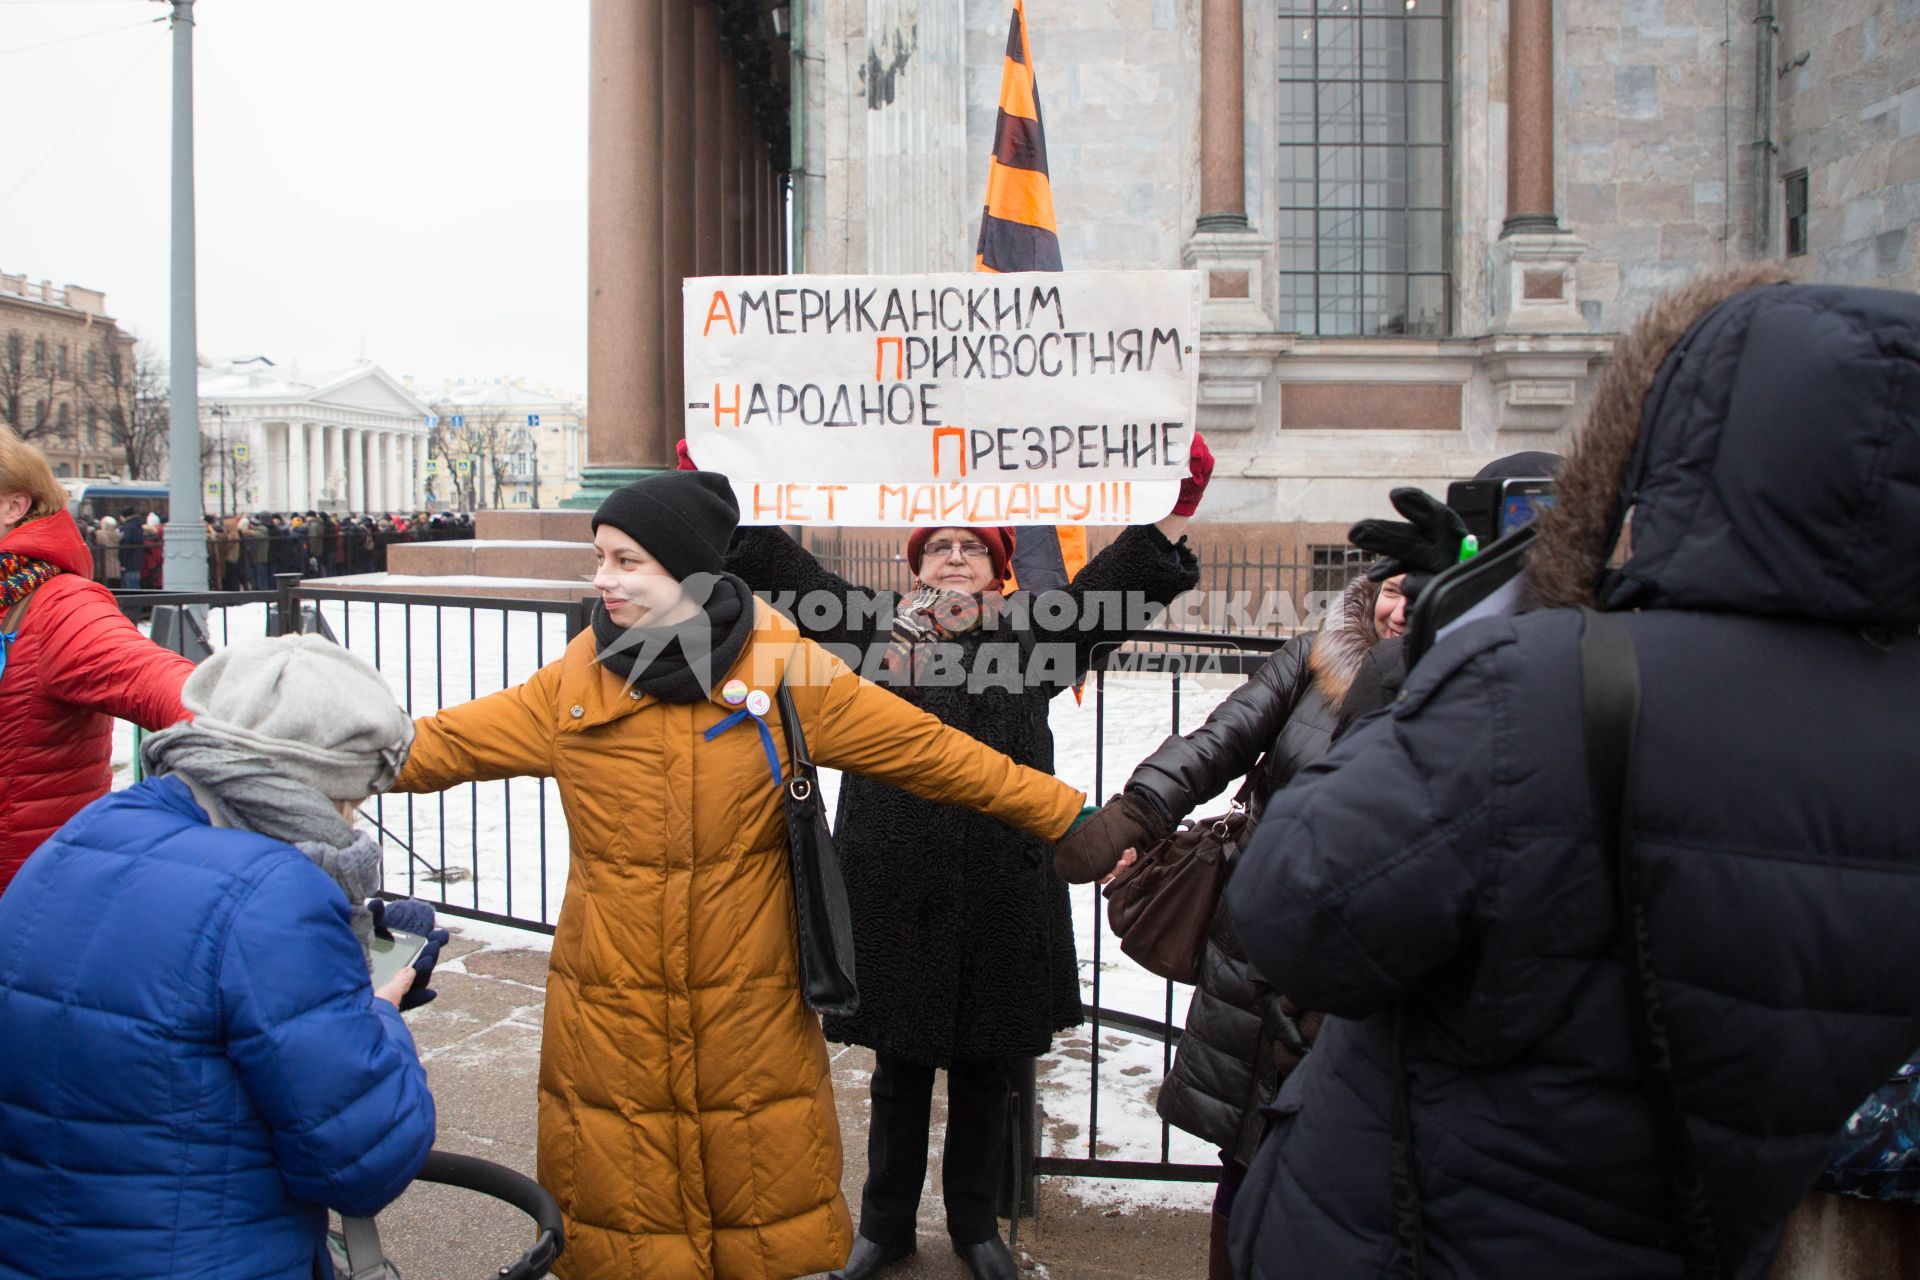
[198,359,435,514]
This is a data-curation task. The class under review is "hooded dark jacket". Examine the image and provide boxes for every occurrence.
[726,524,1198,1066]
[1227,274,1920,1280]
[1122,574,1379,1162]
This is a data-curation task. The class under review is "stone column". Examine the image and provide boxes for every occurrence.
[311,425,329,510]
[1502,0,1560,235]
[371,432,389,513]
[720,52,741,275]
[662,0,695,453]
[694,4,726,276]
[287,420,309,511]
[1197,0,1248,231]
[323,426,342,509]
[344,429,363,513]
[569,0,667,506]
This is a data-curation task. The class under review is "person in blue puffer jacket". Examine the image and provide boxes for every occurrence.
[0,633,436,1280]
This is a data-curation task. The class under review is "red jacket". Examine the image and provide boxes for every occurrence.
[0,511,194,889]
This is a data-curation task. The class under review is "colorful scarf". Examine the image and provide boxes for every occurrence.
[1,551,59,611]
[880,585,1006,684]
[0,551,60,688]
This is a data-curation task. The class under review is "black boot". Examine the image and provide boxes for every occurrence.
[830,1233,916,1280]
[954,1235,1019,1280]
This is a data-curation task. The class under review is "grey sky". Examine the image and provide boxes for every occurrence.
[0,0,588,394]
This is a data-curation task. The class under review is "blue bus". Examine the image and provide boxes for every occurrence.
[67,481,170,525]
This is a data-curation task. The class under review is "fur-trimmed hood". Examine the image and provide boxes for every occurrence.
[1308,573,1379,706]
[1529,266,1920,626]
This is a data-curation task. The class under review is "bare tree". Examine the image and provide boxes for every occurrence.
[1,333,22,436]
[73,340,170,480]
[0,333,66,448]
[426,401,517,510]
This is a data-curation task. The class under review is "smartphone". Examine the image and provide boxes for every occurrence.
[369,928,429,991]
[1498,480,1557,537]
[1446,477,1557,546]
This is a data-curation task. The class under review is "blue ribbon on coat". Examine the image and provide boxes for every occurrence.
[702,707,783,787]
[0,628,16,688]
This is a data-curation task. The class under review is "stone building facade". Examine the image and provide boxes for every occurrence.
[792,0,1917,531]
[412,378,589,510]
[0,271,141,482]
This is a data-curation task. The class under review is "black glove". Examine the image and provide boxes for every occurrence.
[1348,487,1469,584]
[1052,792,1171,885]
[370,898,450,1012]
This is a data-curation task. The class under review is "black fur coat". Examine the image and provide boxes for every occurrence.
[726,525,1198,1066]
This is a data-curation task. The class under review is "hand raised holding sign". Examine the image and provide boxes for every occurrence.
[1155,429,1213,543]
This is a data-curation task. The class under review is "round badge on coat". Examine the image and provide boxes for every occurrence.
[745,689,772,717]
[722,679,748,706]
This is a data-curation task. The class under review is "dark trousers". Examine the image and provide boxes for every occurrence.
[859,1052,1013,1248]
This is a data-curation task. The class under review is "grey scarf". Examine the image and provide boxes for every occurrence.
[142,724,382,958]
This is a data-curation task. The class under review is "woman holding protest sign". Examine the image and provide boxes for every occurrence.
[706,434,1209,1280]
[388,471,1091,1280]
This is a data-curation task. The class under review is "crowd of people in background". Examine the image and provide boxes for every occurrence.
[69,508,478,590]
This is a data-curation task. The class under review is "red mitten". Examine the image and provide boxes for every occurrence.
[675,439,698,471]
[1172,430,1214,516]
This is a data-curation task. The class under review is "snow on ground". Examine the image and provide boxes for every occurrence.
[118,596,1265,1210]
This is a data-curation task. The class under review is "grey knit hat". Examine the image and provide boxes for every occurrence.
[180,634,414,799]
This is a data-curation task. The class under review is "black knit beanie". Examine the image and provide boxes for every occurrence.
[591,472,740,581]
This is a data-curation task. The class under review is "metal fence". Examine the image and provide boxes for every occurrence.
[792,525,1354,638]
[124,580,1284,1193]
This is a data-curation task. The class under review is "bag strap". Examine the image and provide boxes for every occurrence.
[1580,607,1730,1279]
[775,680,815,795]
[2,577,48,634]
[335,1215,391,1280]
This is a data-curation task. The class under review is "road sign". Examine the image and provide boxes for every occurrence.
[231,443,250,463]
[424,414,439,429]
[454,458,473,475]
[527,414,540,427]
[451,414,465,428]
[424,459,439,476]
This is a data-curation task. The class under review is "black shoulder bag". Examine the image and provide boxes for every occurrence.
[1389,608,1730,1279]
[775,681,860,1017]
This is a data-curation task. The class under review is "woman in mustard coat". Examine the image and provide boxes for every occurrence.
[393,473,1085,1280]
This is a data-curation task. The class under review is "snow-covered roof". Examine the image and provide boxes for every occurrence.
[412,380,583,413]
[198,359,430,419]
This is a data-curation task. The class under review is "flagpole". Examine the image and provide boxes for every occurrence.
[163,0,207,591]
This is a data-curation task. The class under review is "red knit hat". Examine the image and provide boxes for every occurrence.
[906,525,1016,584]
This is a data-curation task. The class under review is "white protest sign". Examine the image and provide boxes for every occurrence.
[682,270,1202,527]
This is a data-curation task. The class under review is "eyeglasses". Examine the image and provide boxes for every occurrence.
[922,540,992,561]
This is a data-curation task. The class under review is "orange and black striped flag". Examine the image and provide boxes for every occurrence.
[976,0,1061,273]
[978,0,1086,591]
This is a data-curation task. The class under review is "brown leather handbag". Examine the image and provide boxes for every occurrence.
[1101,763,1266,984]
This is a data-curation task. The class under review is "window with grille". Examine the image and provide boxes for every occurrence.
[1309,544,1369,596]
[1276,0,1452,336]
[1784,169,1809,257]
